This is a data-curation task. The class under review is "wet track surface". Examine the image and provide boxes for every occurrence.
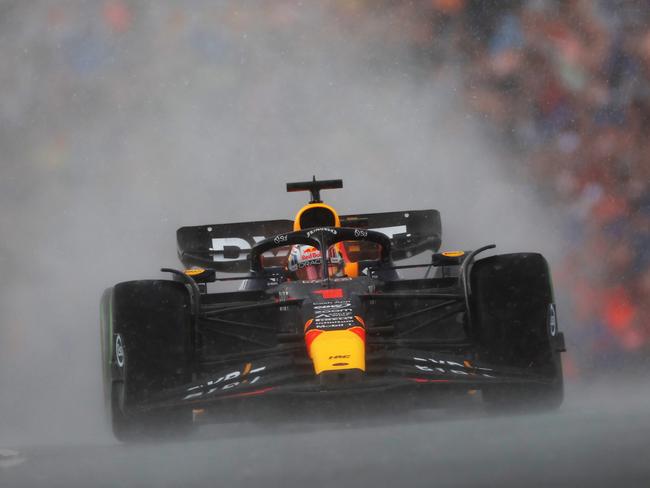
[3,381,650,487]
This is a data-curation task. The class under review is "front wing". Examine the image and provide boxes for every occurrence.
[133,350,555,413]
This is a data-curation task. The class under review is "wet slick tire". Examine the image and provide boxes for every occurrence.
[470,253,564,412]
[102,280,195,442]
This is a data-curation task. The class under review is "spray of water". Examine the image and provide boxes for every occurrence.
[0,2,564,447]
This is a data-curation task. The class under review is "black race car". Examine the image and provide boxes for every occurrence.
[100,178,566,441]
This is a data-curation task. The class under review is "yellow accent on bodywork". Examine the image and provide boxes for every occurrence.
[441,251,465,258]
[243,362,252,376]
[184,267,206,276]
[293,203,341,231]
[309,329,365,374]
[344,262,359,278]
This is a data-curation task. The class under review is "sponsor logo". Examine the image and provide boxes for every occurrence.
[288,246,323,272]
[297,258,321,269]
[302,277,351,284]
[549,304,558,336]
[115,334,125,368]
[354,228,368,238]
[313,299,355,329]
[182,363,266,401]
[300,248,321,260]
[210,237,266,261]
[413,356,495,378]
[306,227,338,237]
[371,225,406,238]
[273,234,288,245]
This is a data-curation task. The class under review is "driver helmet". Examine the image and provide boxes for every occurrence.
[287,245,344,280]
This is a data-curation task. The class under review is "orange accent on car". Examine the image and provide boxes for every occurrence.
[442,251,465,258]
[344,262,359,278]
[221,387,274,399]
[293,203,341,231]
[184,267,205,276]
[336,241,351,261]
[242,362,252,376]
[304,318,314,332]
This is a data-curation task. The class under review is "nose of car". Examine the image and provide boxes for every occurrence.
[302,287,367,381]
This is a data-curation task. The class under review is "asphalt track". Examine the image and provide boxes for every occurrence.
[2,380,650,488]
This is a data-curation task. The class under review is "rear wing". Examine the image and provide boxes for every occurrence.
[177,210,441,272]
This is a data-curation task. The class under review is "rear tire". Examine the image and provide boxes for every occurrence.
[470,253,564,411]
[101,280,195,441]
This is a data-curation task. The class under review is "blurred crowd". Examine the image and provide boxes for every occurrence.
[414,0,650,371]
[332,0,650,372]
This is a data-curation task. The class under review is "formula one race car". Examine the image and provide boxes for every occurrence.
[100,178,566,441]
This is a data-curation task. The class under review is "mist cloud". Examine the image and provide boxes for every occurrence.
[0,2,563,445]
